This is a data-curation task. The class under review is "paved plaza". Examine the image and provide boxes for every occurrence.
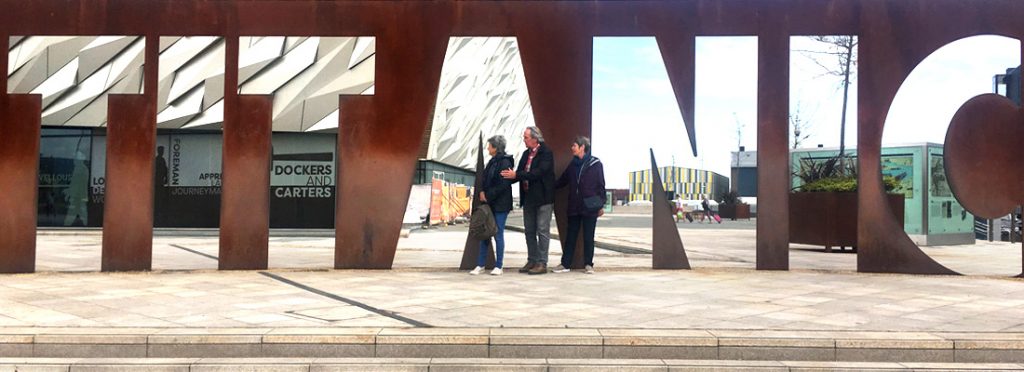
[8,212,1024,331]
[4,213,1024,369]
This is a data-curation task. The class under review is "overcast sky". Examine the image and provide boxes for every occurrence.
[591,36,1021,189]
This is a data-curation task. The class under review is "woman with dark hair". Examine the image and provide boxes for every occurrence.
[470,135,515,276]
[552,136,605,274]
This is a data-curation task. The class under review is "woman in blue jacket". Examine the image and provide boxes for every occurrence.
[551,136,605,274]
[471,135,515,276]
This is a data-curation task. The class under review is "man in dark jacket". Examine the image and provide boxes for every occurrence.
[552,136,605,274]
[501,126,555,275]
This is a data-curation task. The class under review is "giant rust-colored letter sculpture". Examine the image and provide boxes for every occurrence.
[0,94,41,274]
[513,5,594,270]
[756,20,791,271]
[3,0,1024,275]
[219,95,272,270]
[334,3,451,269]
[102,94,156,271]
[100,34,158,272]
[944,93,1024,276]
[854,1,1023,275]
[650,150,690,270]
[0,31,41,273]
[219,33,273,270]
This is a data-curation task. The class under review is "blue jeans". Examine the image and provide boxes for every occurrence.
[478,211,509,268]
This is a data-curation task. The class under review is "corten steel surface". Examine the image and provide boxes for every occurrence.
[333,5,450,269]
[100,34,158,272]
[756,21,790,271]
[219,33,271,270]
[0,95,41,273]
[3,0,1024,274]
[335,95,380,268]
[656,30,697,157]
[515,8,593,270]
[460,134,495,270]
[101,94,156,272]
[650,150,690,270]
[945,95,1022,220]
[945,95,1024,276]
[219,95,272,270]
[853,1,1023,275]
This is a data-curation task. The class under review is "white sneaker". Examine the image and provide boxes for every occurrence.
[551,264,570,273]
[585,265,595,274]
[490,267,503,276]
[469,266,484,275]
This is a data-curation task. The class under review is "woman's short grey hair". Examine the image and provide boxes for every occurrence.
[574,135,592,153]
[487,135,506,153]
[526,126,545,142]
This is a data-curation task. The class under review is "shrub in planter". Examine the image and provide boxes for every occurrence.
[790,155,905,251]
[717,190,750,220]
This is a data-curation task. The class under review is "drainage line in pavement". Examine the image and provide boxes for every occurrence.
[171,244,219,261]
[258,271,432,328]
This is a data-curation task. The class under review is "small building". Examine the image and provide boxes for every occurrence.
[628,166,729,202]
[730,148,758,197]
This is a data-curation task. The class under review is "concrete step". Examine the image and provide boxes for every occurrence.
[2,328,1024,364]
[1,357,1023,371]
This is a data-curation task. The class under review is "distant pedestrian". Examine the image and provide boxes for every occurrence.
[673,194,686,223]
[551,136,605,275]
[501,126,555,275]
[701,195,719,224]
[470,135,514,276]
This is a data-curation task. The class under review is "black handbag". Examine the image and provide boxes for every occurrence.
[583,195,604,213]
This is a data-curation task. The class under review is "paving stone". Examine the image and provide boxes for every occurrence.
[0,335,33,343]
[310,365,427,372]
[835,339,952,349]
[376,328,488,345]
[547,359,667,371]
[0,343,33,357]
[261,344,374,358]
[489,345,603,359]
[147,344,263,358]
[782,360,905,371]
[310,357,430,371]
[374,344,488,358]
[428,358,548,372]
[147,335,263,344]
[599,329,717,347]
[953,349,1024,363]
[719,346,835,361]
[262,335,375,344]
[835,348,954,363]
[548,366,665,372]
[603,346,717,359]
[719,337,834,348]
[899,362,1024,370]
[69,365,189,372]
[33,344,147,358]
[953,339,1024,349]
[33,336,147,345]
[190,365,309,372]
[664,359,787,372]
[0,364,71,372]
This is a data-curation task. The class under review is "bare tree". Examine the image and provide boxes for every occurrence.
[790,104,812,149]
[798,36,857,171]
[733,112,745,151]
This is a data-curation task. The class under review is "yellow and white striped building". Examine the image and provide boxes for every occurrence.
[628,167,729,202]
